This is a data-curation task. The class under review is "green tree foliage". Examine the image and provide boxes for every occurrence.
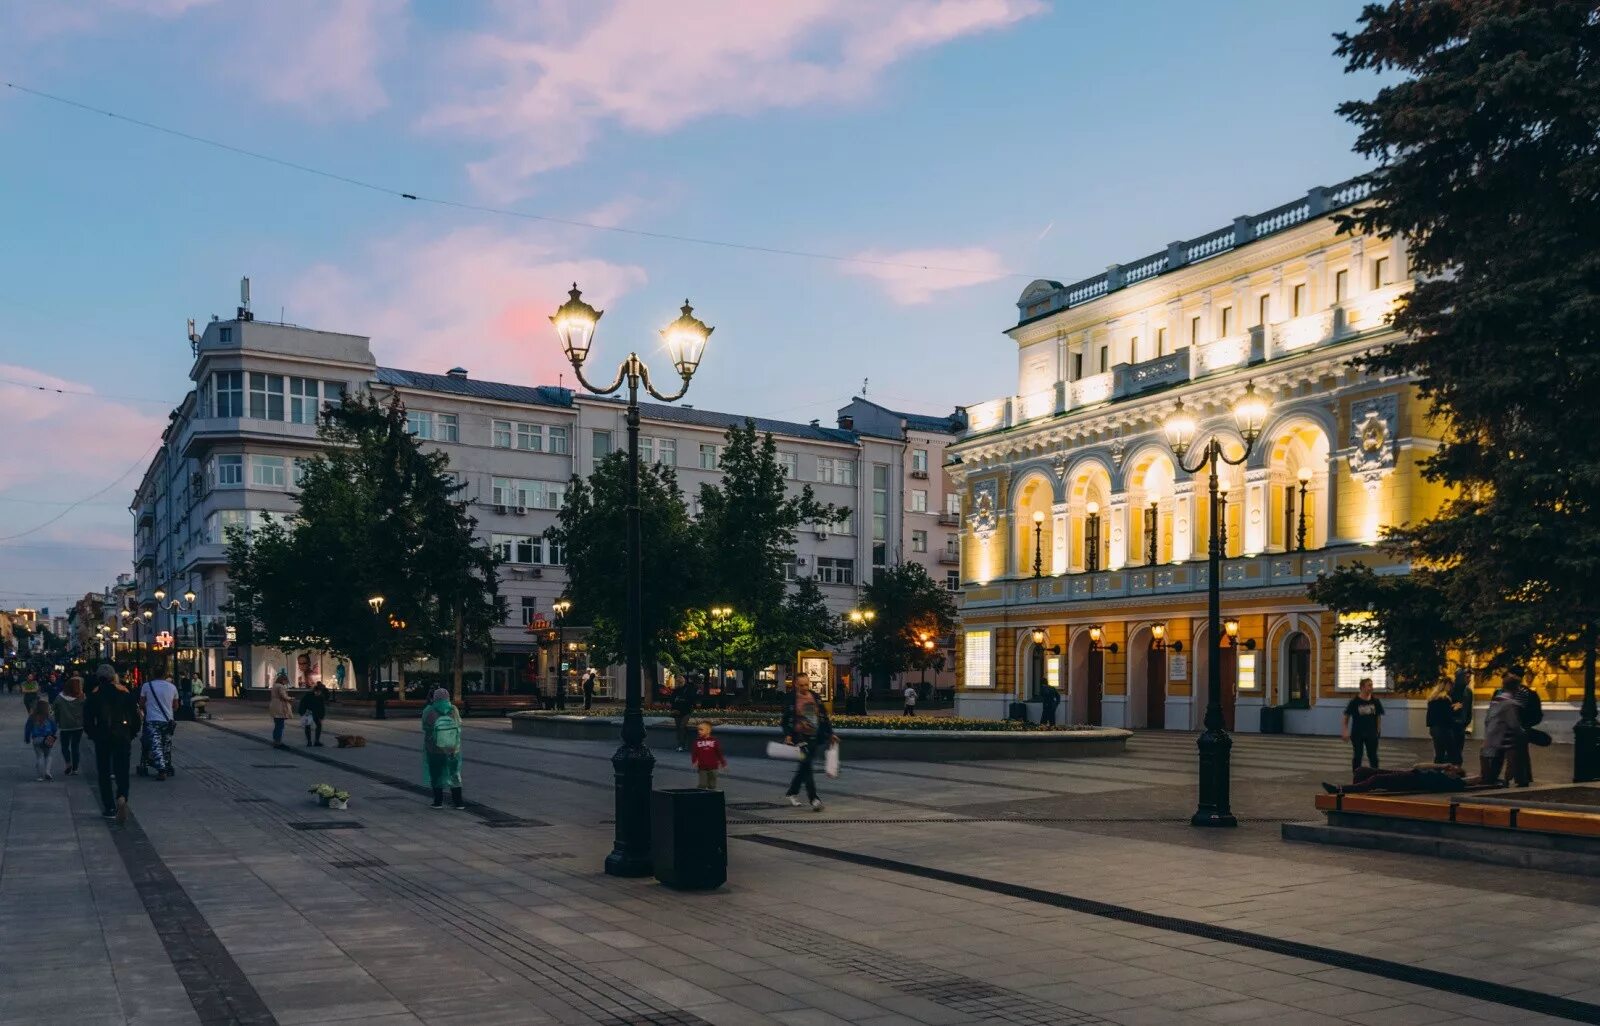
[1310,1,1600,682]
[547,451,699,678]
[856,563,958,686]
[225,394,502,695]
[693,421,847,669]
[776,576,842,655]
[666,607,761,680]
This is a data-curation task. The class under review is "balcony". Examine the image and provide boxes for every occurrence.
[181,417,320,458]
[937,511,960,527]
[1113,349,1190,399]
[938,547,961,566]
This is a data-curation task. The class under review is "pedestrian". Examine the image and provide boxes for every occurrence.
[671,676,699,752]
[1480,681,1524,786]
[139,673,178,780]
[20,672,39,716]
[781,673,833,811]
[691,721,727,790]
[421,687,465,810]
[268,669,293,749]
[24,699,58,781]
[1447,668,1474,768]
[1341,677,1385,773]
[52,676,85,776]
[44,670,62,703]
[84,665,140,823]
[1323,763,1473,795]
[1505,669,1542,786]
[902,683,917,717]
[582,669,597,711]
[299,682,328,747]
[1425,680,1455,765]
[1040,682,1061,726]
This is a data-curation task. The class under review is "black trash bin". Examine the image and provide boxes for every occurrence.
[652,788,726,890]
[1008,701,1030,723]
[1260,705,1285,735]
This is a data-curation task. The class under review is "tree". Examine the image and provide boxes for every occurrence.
[775,576,841,655]
[693,421,847,675]
[1311,2,1600,686]
[856,563,958,689]
[548,451,699,689]
[226,394,502,698]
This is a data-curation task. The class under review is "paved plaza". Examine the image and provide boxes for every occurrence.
[4,700,1600,1026]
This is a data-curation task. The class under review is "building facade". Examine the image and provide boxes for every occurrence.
[949,177,1463,737]
[130,306,954,695]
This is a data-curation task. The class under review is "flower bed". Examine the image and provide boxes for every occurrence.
[517,709,1089,732]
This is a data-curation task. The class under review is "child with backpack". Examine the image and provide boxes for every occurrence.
[421,688,465,810]
[690,721,727,790]
[25,700,59,781]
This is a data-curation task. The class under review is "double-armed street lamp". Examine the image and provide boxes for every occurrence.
[1162,381,1269,828]
[550,284,714,878]
[552,597,572,710]
[709,605,733,706]
[153,587,196,680]
[120,605,154,683]
[847,606,876,710]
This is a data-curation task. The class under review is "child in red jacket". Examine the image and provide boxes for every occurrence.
[690,722,727,790]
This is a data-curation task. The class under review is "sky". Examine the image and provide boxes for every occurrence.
[0,0,1381,613]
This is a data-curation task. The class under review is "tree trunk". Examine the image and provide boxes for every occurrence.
[452,606,465,703]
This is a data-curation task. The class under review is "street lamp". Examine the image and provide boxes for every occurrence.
[710,605,733,706]
[1217,481,1230,556]
[847,607,876,711]
[551,283,713,878]
[1085,502,1101,573]
[1032,510,1046,578]
[161,591,193,681]
[1296,466,1313,551]
[552,597,572,711]
[1163,381,1268,828]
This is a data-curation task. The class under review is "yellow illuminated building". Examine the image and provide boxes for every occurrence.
[948,178,1478,737]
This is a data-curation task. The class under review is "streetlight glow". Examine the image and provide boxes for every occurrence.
[1232,381,1269,445]
[660,301,713,380]
[1163,400,1198,459]
[550,284,601,366]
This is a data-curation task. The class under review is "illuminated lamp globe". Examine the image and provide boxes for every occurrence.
[661,300,713,381]
[550,284,602,367]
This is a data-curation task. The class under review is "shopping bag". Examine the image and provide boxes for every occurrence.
[765,740,803,762]
[300,712,315,728]
[824,742,840,778]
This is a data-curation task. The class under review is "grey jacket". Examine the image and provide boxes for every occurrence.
[1482,693,1523,754]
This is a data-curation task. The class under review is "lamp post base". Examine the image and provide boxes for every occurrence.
[1574,718,1600,784]
[1191,726,1238,828]
[604,740,656,877]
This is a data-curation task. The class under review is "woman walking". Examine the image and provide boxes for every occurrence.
[52,676,86,775]
[84,665,141,823]
[298,682,328,747]
[24,700,58,781]
[421,688,465,810]
[781,673,834,811]
[1425,680,1455,765]
[268,669,293,749]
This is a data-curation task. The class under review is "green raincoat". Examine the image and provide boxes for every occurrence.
[421,698,463,789]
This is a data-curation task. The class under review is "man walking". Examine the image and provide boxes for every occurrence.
[1341,677,1385,773]
[582,669,597,711]
[139,673,179,780]
[84,665,140,823]
[1505,669,1542,787]
[902,683,917,717]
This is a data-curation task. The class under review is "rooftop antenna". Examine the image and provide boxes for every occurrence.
[861,377,869,396]
[237,276,254,321]
[186,318,200,356]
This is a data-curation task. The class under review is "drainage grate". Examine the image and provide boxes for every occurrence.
[330,857,389,869]
[288,821,364,831]
[481,817,549,828]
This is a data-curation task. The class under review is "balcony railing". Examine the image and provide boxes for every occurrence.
[937,511,960,527]
[938,547,961,565]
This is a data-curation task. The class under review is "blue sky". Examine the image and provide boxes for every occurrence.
[0,0,1379,612]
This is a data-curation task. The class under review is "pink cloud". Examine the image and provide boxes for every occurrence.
[228,0,405,119]
[843,245,1011,304]
[0,364,170,496]
[424,0,1046,197]
[285,226,648,384]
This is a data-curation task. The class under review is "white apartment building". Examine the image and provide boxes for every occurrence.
[129,304,958,696]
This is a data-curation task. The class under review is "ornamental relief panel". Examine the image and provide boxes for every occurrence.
[1347,393,1398,478]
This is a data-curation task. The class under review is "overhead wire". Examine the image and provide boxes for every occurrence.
[0,439,158,543]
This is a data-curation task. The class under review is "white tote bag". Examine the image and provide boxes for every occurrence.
[824,742,840,778]
[765,740,804,762]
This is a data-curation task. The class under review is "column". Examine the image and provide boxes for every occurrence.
[1244,468,1270,556]
[1307,252,1326,311]
[1173,480,1195,563]
[1108,494,1130,570]
[1349,236,1368,296]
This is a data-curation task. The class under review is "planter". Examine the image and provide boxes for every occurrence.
[318,796,349,810]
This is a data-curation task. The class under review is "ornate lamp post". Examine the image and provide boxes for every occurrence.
[1217,481,1230,556]
[1085,502,1101,572]
[1031,510,1046,578]
[710,605,732,705]
[847,607,876,711]
[1162,381,1268,828]
[1295,466,1312,551]
[552,597,572,710]
[551,284,713,878]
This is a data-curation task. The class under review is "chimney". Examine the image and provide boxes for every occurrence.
[838,415,854,430]
[447,367,468,379]
[810,419,820,427]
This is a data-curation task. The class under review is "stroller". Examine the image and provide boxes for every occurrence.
[135,719,176,777]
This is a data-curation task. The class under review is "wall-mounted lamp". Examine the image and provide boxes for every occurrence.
[1150,622,1184,652]
[1223,618,1256,650]
[1029,626,1061,655]
[1088,624,1119,654]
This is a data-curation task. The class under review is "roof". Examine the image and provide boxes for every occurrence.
[374,367,573,409]
[842,396,965,438]
[610,397,860,445]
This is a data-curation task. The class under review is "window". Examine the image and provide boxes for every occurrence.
[699,443,720,470]
[816,557,855,585]
[1336,614,1388,690]
[1372,256,1390,288]
[946,493,961,515]
[214,371,244,418]
[490,534,514,562]
[1071,353,1084,380]
[911,489,928,513]
[491,477,513,507]
[520,596,538,626]
[911,449,928,474]
[250,455,286,488]
[964,630,993,688]
[778,452,797,479]
[288,378,319,424]
[438,414,459,442]
[208,509,255,544]
[214,455,243,486]
[219,327,232,344]
[1237,651,1258,691]
[593,430,612,460]
[783,561,798,583]
[515,535,537,564]
[1219,306,1233,336]
[516,423,542,452]
[548,426,568,455]
[911,530,928,553]
[292,458,308,487]
[817,458,855,486]
[1098,346,1108,373]
[1292,282,1307,316]
[1129,336,1141,363]
[248,373,284,421]
[1156,327,1167,356]
[323,381,347,405]
[640,436,675,466]
[492,421,512,448]
[546,538,566,566]
[872,463,890,573]
[1257,294,1271,326]
[1190,315,1202,345]
[406,411,434,439]
[1334,269,1349,303]
[945,570,960,592]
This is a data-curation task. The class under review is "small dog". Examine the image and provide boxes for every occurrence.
[335,735,367,749]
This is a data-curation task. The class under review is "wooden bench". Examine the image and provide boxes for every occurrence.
[463,694,542,717]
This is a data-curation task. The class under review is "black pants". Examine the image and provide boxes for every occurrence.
[785,743,820,802]
[1350,734,1379,771]
[675,714,692,750]
[1429,727,1452,765]
[1448,727,1467,767]
[1510,740,1533,785]
[304,716,323,745]
[94,737,132,814]
[59,729,83,771]
[583,693,593,710]
[903,704,915,717]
